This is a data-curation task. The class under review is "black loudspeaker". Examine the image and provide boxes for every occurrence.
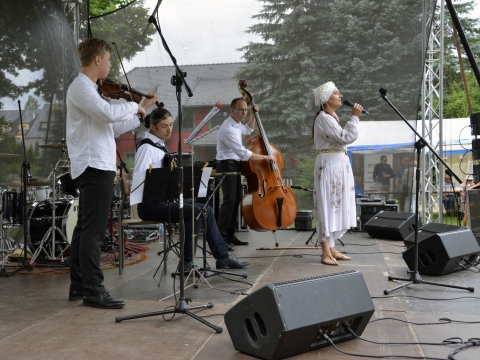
[403,223,467,248]
[224,270,375,360]
[402,226,480,276]
[364,211,420,240]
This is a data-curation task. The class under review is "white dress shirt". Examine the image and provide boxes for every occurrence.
[216,116,254,161]
[66,73,140,179]
[130,131,167,206]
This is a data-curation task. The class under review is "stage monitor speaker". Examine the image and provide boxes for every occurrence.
[402,227,480,276]
[224,270,375,360]
[467,189,480,243]
[364,211,420,241]
[403,223,469,248]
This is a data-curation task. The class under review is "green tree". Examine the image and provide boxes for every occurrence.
[239,0,426,176]
[444,72,480,118]
[89,0,132,16]
[24,95,40,110]
[443,1,480,83]
[442,1,480,117]
[89,0,155,79]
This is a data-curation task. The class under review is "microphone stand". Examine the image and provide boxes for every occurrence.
[379,89,473,295]
[115,16,222,334]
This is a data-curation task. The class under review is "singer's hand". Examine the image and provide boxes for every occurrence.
[352,103,363,117]
[137,104,146,120]
[141,93,159,110]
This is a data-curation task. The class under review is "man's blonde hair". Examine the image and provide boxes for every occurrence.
[77,38,111,67]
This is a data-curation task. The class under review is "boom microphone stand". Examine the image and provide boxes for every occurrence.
[115,16,222,333]
[379,88,473,295]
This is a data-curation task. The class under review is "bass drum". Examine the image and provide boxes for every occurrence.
[27,199,79,254]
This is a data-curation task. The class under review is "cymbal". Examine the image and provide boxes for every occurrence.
[30,178,51,186]
[39,142,67,149]
[0,153,20,158]
[0,180,21,187]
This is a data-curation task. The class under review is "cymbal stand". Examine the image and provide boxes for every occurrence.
[0,219,16,277]
[46,148,69,183]
[30,167,69,264]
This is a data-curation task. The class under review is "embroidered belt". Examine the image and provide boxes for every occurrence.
[317,149,347,156]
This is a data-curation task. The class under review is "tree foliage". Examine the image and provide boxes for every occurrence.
[89,0,155,79]
[444,72,480,118]
[442,0,480,118]
[238,0,427,170]
[25,96,40,111]
[89,0,133,17]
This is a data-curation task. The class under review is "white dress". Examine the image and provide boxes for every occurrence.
[313,111,359,246]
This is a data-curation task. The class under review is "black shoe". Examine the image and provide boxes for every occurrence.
[83,290,125,309]
[225,243,234,251]
[216,255,250,269]
[68,290,83,301]
[228,236,249,246]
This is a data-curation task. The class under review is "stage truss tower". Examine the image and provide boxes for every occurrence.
[421,0,445,224]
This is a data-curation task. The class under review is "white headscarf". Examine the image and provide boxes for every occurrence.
[313,81,335,108]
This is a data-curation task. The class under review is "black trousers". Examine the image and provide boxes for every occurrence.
[216,160,241,240]
[137,200,228,263]
[69,167,115,296]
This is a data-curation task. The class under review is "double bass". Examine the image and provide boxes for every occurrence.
[238,79,297,233]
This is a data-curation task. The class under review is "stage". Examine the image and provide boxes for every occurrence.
[1,228,479,360]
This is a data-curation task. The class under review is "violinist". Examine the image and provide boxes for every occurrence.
[216,98,275,249]
[66,38,158,309]
[130,108,249,271]
[311,82,362,266]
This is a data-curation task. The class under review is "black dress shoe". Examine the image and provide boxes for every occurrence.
[228,236,249,246]
[83,290,125,309]
[68,290,83,301]
[225,243,234,251]
[216,255,250,269]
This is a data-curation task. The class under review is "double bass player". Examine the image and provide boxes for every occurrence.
[216,98,275,249]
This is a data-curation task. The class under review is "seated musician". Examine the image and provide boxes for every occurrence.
[129,107,249,271]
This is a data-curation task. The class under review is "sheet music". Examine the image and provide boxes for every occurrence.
[198,167,213,197]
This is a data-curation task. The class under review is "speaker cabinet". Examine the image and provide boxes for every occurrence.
[358,203,398,231]
[364,211,420,240]
[224,270,375,360]
[403,223,467,248]
[467,189,480,244]
[402,227,480,276]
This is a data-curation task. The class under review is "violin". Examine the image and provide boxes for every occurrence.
[238,79,297,235]
[97,78,164,108]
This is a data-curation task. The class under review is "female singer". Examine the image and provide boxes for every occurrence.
[311,81,363,265]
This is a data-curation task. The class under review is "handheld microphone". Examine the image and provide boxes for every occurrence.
[379,87,388,98]
[343,100,369,115]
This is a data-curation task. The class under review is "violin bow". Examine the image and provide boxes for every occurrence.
[111,42,136,103]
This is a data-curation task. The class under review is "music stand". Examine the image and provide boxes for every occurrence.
[195,172,248,280]
[117,167,222,332]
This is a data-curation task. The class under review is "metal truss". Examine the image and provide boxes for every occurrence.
[421,0,444,223]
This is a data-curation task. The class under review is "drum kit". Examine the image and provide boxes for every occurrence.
[1,142,79,265]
